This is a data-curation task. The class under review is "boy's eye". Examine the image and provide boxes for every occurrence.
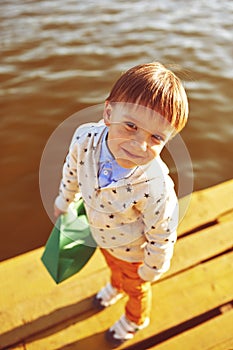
[152,134,164,143]
[124,122,137,130]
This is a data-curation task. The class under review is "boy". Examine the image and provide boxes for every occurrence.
[54,62,189,346]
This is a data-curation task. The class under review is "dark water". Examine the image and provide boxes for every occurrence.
[0,0,232,261]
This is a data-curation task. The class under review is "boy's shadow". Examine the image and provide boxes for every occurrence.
[54,331,114,350]
[1,294,112,349]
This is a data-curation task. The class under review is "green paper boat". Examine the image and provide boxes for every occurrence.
[41,199,96,283]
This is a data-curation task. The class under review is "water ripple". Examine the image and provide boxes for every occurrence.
[0,0,232,259]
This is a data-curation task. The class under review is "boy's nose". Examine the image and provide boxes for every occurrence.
[130,133,148,152]
[137,140,147,151]
[136,130,149,151]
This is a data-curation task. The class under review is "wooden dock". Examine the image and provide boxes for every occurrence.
[0,180,233,350]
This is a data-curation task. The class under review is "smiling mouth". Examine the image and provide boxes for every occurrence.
[122,148,144,159]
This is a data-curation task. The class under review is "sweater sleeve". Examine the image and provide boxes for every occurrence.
[138,187,179,282]
[54,139,79,212]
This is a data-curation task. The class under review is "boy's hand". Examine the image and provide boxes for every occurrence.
[54,204,66,218]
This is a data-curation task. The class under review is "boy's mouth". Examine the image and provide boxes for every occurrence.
[121,147,145,160]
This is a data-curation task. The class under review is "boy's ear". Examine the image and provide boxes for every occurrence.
[103,101,112,126]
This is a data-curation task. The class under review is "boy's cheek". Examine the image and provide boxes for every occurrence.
[150,146,163,159]
[153,143,165,154]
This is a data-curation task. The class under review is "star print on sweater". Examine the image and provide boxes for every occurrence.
[55,120,179,282]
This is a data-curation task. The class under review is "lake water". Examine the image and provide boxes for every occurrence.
[0,0,232,260]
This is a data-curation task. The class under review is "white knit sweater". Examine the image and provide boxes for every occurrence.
[55,120,178,282]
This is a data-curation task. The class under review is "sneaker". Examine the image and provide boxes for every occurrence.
[105,314,150,346]
[93,283,124,310]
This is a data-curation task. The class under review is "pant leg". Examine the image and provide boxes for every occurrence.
[101,249,152,325]
[100,248,123,292]
[121,262,152,325]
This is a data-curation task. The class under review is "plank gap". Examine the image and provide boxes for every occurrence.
[123,300,233,350]
[198,247,233,265]
[179,207,233,238]
[179,219,218,238]
[160,248,233,283]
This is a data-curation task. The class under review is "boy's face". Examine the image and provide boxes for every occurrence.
[103,102,174,168]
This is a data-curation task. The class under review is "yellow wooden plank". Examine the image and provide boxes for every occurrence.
[168,220,233,277]
[148,309,233,350]
[1,215,232,347]
[0,180,232,349]
[0,248,108,348]
[178,179,233,234]
[132,252,233,348]
[22,252,233,350]
[0,245,106,306]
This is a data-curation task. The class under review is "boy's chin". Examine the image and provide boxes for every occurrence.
[115,158,137,169]
[115,158,149,169]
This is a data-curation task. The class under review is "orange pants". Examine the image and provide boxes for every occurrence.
[101,249,152,325]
